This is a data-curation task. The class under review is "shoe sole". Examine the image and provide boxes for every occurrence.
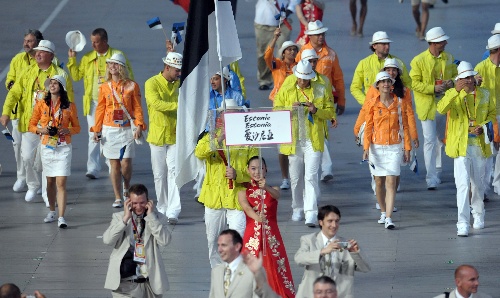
[44,219,56,223]
[59,223,67,229]
[305,222,316,227]
[291,217,302,222]
[457,233,468,237]
[321,174,333,182]
[86,173,97,179]
[386,224,395,229]
[168,218,178,225]
[377,220,385,224]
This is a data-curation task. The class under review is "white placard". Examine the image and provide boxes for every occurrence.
[224,111,292,146]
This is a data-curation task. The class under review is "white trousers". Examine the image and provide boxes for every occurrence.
[454,145,485,227]
[321,140,333,175]
[483,143,494,193]
[86,101,101,176]
[149,143,181,218]
[21,132,41,191]
[421,116,444,186]
[289,140,322,213]
[204,207,245,268]
[492,115,500,193]
[11,119,25,181]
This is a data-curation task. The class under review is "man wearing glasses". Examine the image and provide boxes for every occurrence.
[437,61,495,237]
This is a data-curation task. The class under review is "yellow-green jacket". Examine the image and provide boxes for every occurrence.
[437,87,494,158]
[274,74,335,155]
[475,58,500,115]
[67,47,133,116]
[145,73,179,146]
[2,64,74,133]
[195,131,258,210]
[410,49,457,120]
[350,53,411,105]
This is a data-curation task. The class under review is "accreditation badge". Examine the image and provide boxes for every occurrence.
[113,109,124,125]
[46,136,58,150]
[58,134,67,145]
[32,90,47,108]
[133,242,146,263]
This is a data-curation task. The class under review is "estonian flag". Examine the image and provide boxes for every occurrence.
[2,129,14,143]
[175,0,241,188]
[171,22,185,46]
[147,17,163,30]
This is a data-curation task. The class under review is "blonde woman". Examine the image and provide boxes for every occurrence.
[91,53,146,208]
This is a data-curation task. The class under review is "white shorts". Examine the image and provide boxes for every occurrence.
[411,0,437,5]
[101,126,135,159]
[41,144,72,177]
[369,144,402,177]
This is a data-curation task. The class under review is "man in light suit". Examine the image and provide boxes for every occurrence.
[433,265,492,298]
[209,229,279,298]
[103,184,171,297]
[294,205,370,298]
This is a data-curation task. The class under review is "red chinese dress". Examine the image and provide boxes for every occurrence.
[242,182,296,297]
[295,0,324,46]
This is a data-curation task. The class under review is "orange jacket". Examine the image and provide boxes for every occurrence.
[91,80,146,132]
[355,86,418,141]
[297,43,345,107]
[29,100,81,145]
[363,93,411,151]
[264,46,297,101]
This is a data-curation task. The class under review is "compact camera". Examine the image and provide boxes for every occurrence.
[338,241,349,249]
[48,126,58,136]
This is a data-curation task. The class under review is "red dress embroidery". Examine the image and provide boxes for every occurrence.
[295,1,324,46]
[242,182,296,297]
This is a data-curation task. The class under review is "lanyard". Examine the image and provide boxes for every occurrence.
[110,82,125,109]
[49,99,63,127]
[131,215,145,242]
[299,88,311,103]
[463,92,477,120]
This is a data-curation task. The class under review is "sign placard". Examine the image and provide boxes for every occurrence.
[224,110,292,146]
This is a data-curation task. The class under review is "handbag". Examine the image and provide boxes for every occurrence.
[356,121,366,147]
[120,250,137,278]
[109,82,147,145]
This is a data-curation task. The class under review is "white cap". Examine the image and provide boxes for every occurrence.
[369,31,392,45]
[293,60,315,80]
[491,23,500,34]
[373,71,395,87]
[455,61,478,81]
[65,30,86,52]
[44,75,67,91]
[301,49,319,61]
[305,20,328,35]
[278,41,299,58]
[486,34,500,50]
[162,52,183,69]
[106,53,126,67]
[33,40,55,54]
[215,67,231,81]
[425,27,450,43]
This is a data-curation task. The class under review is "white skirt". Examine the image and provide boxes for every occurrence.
[41,144,72,177]
[368,144,402,176]
[101,126,135,159]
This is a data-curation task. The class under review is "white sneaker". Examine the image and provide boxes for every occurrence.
[36,188,42,195]
[457,225,469,237]
[58,217,67,228]
[13,179,27,192]
[305,211,318,227]
[280,179,290,190]
[44,211,56,223]
[292,209,303,221]
[375,203,397,212]
[385,217,395,229]
[25,189,38,202]
[473,213,485,229]
[377,213,386,224]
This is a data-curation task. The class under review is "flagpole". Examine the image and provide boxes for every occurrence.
[258,147,267,256]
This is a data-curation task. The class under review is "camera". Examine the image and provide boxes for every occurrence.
[338,241,349,249]
[48,126,58,136]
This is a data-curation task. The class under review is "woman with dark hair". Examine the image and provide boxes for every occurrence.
[90,53,146,208]
[362,71,411,229]
[238,156,296,297]
[29,75,80,228]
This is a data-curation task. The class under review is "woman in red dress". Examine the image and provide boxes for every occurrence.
[295,0,325,46]
[238,156,296,297]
